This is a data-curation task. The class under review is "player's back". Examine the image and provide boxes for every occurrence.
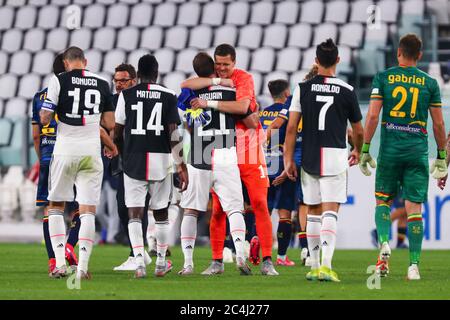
[297,75,361,176]
[44,69,113,157]
[118,83,180,181]
[370,66,442,157]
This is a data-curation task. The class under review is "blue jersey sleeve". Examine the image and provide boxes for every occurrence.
[31,92,41,125]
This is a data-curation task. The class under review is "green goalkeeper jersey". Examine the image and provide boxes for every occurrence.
[370,66,442,157]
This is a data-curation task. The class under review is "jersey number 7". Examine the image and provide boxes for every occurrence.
[316,95,334,131]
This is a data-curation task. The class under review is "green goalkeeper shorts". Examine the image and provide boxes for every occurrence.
[375,154,429,203]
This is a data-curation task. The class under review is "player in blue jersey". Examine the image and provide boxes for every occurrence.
[260,79,299,266]
[31,54,80,277]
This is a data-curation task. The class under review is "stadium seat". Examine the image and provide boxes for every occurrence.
[29,0,49,5]
[324,0,349,24]
[32,50,54,76]
[189,25,213,50]
[427,0,450,24]
[288,23,313,49]
[399,0,425,37]
[214,25,238,47]
[177,2,201,27]
[143,0,162,3]
[301,47,317,70]
[153,3,177,27]
[41,74,53,90]
[6,0,25,6]
[0,99,4,117]
[263,24,288,49]
[235,47,250,70]
[336,45,353,76]
[357,23,389,77]
[175,48,198,74]
[73,0,94,5]
[4,98,28,117]
[140,27,164,51]
[0,7,14,31]
[201,2,225,26]
[117,27,139,52]
[84,49,103,73]
[274,0,299,25]
[163,71,185,95]
[1,29,23,54]
[0,74,18,99]
[251,47,275,73]
[129,3,153,28]
[225,2,250,26]
[377,0,399,24]
[83,4,106,29]
[300,0,325,25]
[251,71,262,96]
[290,69,310,86]
[250,1,274,25]
[313,23,338,45]
[238,25,263,50]
[257,95,272,109]
[103,49,127,73]
[0,52,8,75]
[106,3,129,28]
[350,0,373,23]
[364,23,389,49]
[46,28,69,52]
[37,5,60,30]
[14,6,37,30]
[50,0,71,5]
[97,0,117,4]
[93,27,116,52]
[339,23,364,49]
[276,47,302,72]
[154,48,175,74]
[18,74,42,99]
[23,29,46,53]
[69,28,93,51]
[127,49,151,70]
[121,0,139,3]
[263,71,289,95]
[165,26,189,51]
[9,51,32,76]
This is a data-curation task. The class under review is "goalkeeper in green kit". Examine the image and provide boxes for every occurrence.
[360,34,447,280]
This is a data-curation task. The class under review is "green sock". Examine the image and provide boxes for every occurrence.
[375,204,391,244]
[407,213,423,265]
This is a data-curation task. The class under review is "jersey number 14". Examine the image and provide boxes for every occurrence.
[131,102,164,136]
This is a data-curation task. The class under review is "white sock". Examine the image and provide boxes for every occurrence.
[307,214,322,269]
[155,220,169,265]
[227,210,246,260]
[321,211,338,269]
[128,218,145,267]
[78,213,96,273]
[48,209,66,268]
[147,211,156,251]
[180,214,197,268]
[277,254,286,261]
[168,204,181,246]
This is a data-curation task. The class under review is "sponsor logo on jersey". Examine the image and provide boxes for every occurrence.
[384,122,427,134]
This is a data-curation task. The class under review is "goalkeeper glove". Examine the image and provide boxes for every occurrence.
[359,143,377,176]
[430,150,448,179]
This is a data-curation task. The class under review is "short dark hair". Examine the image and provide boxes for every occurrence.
[193,52,215,77]
[214,43,236,62]
[115,63,137,79]
[399,33,422,60]
[63,46,85,61]
[268,79,289,99]
[137,54,158,82]
[316,38,339,68]
[53,53,65,75]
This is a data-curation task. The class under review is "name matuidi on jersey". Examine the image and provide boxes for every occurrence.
[198,92,223,100]
[137,91,161,99]
[71,77,98,86]
[311,84,340,94]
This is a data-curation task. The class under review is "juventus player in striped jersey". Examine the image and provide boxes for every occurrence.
[114,54,188,278]
[40,47,115,280]
[284,39,364,282]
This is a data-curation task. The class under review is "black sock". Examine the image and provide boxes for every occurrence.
[277,219,292,256]
[298,231,308,249]
[43,217,55,259]
[263,256,272,262]
[67,212,80,247]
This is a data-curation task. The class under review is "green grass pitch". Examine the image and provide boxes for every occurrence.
[0,243,449,300]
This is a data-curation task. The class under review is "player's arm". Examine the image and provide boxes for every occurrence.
[267,114,287,143]
[32,124,40,160]
[429,105,447,181]
[240,111,260,129]
[40,75,60,126]
[181,77,233,90]
[100,126,118,158]
[190,97,250,115]
[101,111,115,132]
[349,121,364,166]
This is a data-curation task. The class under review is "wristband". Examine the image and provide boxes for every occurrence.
[212,78,221,86]
[207,101,219,109]
[438,149,447,160]
[362,143,370,153]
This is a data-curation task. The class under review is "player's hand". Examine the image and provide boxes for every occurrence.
[190,98,208,110]
[284,160,298,181]
[430,159,448,179]
[104,144,118,159]
[438,175,447,190]
[359,143,376,176]
[220,79,234,88]
[176,163,189,192]
[272,170,288,186]
[348,150,360,167]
